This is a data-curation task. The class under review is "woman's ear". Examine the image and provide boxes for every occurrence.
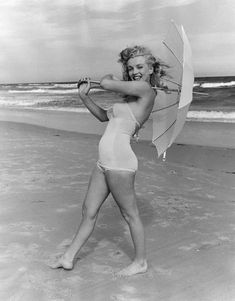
[149,67,154,74]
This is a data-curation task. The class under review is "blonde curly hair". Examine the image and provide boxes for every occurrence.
[118,45,168,87]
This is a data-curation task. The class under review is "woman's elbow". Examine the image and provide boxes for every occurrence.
[97,113,109,123]
[99,117,108,123]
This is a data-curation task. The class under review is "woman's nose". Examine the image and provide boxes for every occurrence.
[133,67,139,74]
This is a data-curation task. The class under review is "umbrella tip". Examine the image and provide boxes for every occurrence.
[162,151,167,162]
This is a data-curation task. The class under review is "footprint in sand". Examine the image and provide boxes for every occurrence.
[109,250,125,261]
[91,263,114,274]
[196,240,221,251]
[196,237,231,251]
[178,243,198,251]
[0,267,27,291]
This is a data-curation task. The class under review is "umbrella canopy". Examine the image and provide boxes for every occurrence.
[151,21,194,157]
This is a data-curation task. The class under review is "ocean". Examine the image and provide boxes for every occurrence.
[0,76,234,123]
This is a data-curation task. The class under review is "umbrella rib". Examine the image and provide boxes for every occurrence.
[164,78,182,87]
[152,101,179,113]
[152,87,179,93]
[172,23,184,44]
[163,41,182,66]
[152,120,176,143]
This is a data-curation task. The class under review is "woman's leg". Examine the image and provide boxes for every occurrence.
[105,170,147,277]
[51,165,110,270]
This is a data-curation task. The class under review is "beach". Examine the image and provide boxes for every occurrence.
[0,109,235,300]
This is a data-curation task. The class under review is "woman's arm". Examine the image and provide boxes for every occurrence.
[78,79,109,122]
[100,74,152,98]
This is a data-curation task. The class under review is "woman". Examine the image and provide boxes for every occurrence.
[51,46,166,277]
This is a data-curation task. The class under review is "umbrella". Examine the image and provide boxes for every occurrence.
[151,21,194,158]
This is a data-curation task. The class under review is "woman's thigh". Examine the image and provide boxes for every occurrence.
[105,170,138,214]
[83,165,110,217]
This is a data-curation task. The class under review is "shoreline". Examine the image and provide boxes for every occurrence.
[0,107,235,149]
[1,120,235,173]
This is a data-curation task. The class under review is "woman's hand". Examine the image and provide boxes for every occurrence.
[100,74,120,89]
[77,77,91,98]
[111,75,120,81]
[101,74,119,82]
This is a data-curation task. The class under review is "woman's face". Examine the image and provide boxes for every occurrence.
[127,56,153,82]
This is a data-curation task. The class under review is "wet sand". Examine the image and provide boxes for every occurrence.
[0,120,235,301]
[0,107,235,148]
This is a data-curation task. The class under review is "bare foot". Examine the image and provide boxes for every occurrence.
[49,255,74,270]
[115,260,148,278]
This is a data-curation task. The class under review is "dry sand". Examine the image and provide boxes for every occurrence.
[0,120,235,301]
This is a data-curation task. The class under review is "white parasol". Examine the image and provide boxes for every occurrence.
[151,21,194,158]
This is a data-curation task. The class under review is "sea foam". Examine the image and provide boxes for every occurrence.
[200,81,235,89]
[187,111,235,123]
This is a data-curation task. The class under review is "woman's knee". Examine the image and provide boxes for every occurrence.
[82,204,98,221]
[121,205,140,224]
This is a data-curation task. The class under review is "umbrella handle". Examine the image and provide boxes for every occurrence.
[162,151,167,162]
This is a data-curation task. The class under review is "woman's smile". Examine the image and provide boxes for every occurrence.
[127,56,152,82]
[133,74,142,81]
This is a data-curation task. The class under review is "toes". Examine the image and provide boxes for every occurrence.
[48,259,73,270]
[62,263,73,270]
[49,261,63,269]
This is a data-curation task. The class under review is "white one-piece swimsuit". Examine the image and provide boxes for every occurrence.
[97,102,140,173]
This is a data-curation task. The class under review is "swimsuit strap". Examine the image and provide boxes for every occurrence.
[125,103,141,128]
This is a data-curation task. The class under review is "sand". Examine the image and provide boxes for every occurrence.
[0,116,235,300]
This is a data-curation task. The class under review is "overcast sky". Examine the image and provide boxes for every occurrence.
[0,0,235,83]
